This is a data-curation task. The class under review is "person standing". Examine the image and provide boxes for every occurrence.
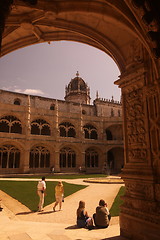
[53,181,64,211]
[37,176,46,212]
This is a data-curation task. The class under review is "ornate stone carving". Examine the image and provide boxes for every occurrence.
[125,88,147,163]
[128,148,147,162]
[121,189,160,224]
[146,87,160,180]
[125,182,154,200]
[121,205,160,225]
[127,39,144,67]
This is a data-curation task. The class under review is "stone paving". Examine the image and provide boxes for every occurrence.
[0,176,125,240]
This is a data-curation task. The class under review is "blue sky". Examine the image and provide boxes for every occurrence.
[0,41,121,103]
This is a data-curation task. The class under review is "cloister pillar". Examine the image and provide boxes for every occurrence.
[54,150,60,172]
[22,144,30,173]
[116,62,160,239]
[81,151,86,170]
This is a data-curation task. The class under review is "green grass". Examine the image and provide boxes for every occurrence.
[109,186,125,217]
[2,174,107,179]
[0,180,87,211]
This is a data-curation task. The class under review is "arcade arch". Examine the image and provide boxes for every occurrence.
[31,119,51,136]
[0,115,22,134]
[105,124,123,141]
[1,1,160,240]
[0,144,20,169]
[29,145,50,169]
[107,147,124,174]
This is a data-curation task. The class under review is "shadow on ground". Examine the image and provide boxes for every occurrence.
[38,210,54,215]
[65,225,79,229]
[16,211,36,215]
[101,237,123,240]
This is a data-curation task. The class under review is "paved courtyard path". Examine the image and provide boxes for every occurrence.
[0,177,125,240]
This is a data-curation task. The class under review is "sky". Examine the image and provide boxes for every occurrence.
[0,41,121,103]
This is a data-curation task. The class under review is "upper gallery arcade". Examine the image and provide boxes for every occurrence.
[0,72,123,175]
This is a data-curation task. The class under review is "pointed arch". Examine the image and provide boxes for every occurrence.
[29,145,50,168]
[0,115,22,134]
[83,124,98,139]
[0,144,20,169]
[59,147,76,169]
[59,122,76,138]
[31,119,51,135]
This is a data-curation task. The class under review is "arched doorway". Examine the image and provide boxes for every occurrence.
[1,1,160,239]
[107,147,124,174]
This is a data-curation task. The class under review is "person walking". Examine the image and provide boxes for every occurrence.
[37,176,46,212]
[53,181,64,211]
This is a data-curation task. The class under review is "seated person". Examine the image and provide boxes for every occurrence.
[76,200,93,228]
[93,199,110,228]
[105,202,111,221]
[0,199,3,211]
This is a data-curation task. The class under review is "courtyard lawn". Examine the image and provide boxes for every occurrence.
[109,186,125,216]
[0,180,87,211]
[2,174,108,179]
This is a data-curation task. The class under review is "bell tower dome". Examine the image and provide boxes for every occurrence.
[64,71,91,104]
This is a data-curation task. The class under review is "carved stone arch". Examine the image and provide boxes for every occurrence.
[1,0,148,73]
[83,123,98,139]
[30,141,52,150]
[85,146,100,169]
[0,143,21,169]
[0,115,22,134]
[59,120,75,127]
[59,145,76,169]
[106,129,113,140]
[1,1,160,239]
[50,103,55,110]
[106,146,124,174]
[0,140,24,152]
[105,124,123,141]
[59,121,76,138]
[59,143,81,156]
[29,144,50,169]
[31,118,51,135]
[2,1,160,73]
[14,98,21,105]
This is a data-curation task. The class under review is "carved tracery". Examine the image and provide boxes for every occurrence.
[125,88,147,163]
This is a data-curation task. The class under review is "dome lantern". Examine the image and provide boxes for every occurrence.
[64,72,91,104]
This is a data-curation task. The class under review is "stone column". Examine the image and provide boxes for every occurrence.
[49,152,55,169]
[80,150,86,169]
[116,62,160,239]
[54,150,60,172]
[22,143,30,173]
[22,95,32,173]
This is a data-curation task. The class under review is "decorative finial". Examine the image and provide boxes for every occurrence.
[76,71,79,77]
[96,91,99,99]
[111,96,114,102]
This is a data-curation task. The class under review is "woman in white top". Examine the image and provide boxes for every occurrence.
[53,181,64,211]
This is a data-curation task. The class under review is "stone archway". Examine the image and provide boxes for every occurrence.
[1,1,160,239]
[107,147,124,174]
